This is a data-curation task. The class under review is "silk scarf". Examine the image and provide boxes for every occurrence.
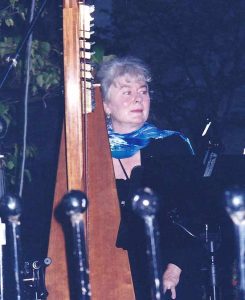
[108,122,195,159]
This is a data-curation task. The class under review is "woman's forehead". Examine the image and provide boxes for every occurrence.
[113,74,147,87]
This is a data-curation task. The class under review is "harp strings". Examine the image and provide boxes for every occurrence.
[78,1,94,194]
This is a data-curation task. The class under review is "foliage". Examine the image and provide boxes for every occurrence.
[0,0,62,189]
[30,39,61,95]
[0,99,39,189]
[3,142,37,187]
[0,0,61,95]
[0,101,12,126]
[0,0,26,27]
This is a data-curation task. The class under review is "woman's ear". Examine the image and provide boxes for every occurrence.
[103,101,111,115]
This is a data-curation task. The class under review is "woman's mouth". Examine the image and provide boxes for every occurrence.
[131,109,143,113]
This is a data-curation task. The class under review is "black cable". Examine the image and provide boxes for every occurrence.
[0,0,48,90]
[171,220,198,239]
[18,0,36,197]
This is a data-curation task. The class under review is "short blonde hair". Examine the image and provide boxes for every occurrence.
[97,56,151,102]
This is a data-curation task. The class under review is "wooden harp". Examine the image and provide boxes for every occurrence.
[46,1,134,299]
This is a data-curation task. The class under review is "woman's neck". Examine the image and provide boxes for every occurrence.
[113,151,141,180]
[111,123,143,134]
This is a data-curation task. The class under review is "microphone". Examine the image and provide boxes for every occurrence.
[132,187,164,300]
[57,190,91,299]
[224,186,245,299]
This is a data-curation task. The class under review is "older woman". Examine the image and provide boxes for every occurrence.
[97,57,198,300]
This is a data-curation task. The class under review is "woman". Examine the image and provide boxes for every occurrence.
[97,57,200,300]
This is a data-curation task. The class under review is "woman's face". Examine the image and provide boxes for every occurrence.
[104,74,150,133]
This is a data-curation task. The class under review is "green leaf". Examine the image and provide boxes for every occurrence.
[10,0,19,6]
[92,45,105,64]
[20,12,25,20]
[32,85,37,95]
[40,41,51,53]
[6,160,15,170]
[36,74,44,87]
[5,18,14,27]
[0,103,11,125]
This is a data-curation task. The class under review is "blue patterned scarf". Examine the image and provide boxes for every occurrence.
[108,122,195,159]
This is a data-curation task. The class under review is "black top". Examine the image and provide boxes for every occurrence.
[115,135,206,299]
[116,135,197,269]
[115,135,242,299]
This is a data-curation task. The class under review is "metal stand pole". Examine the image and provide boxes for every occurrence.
[0,218,6,300]
[58,190,91,300]
[0,194,23,300]
[206,239,220,300]
[225,186,245,300]
[132,187,164,300]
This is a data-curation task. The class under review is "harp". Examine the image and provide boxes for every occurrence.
[46,1,134,299]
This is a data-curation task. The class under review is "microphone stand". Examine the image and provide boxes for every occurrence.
[0,193,23,300]
[0,157,6,300]
[132,187,164,300]
[57,190,91,300]
[168,210,221,300]
[0,0,48,90]
[200,224,221,300]
[225,186,245,300]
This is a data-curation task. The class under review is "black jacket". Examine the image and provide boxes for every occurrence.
[116,135,204,299]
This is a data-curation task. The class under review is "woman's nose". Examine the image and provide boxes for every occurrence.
[133,92,143,103]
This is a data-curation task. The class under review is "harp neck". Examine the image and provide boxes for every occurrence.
[62,0,94,191]
[63,0,78,8]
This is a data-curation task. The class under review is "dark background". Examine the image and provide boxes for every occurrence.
[0,1,244,299]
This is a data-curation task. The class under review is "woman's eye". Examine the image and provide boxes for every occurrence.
[123,91,131,95]
[139,90,148,95]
